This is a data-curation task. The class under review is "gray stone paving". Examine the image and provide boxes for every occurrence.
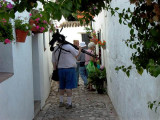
[34,78,119,120]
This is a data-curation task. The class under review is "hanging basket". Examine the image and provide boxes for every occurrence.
[29,19,43,33]
[16,29,28,43]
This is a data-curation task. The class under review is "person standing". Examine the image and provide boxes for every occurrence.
[85,42,96,91]
[77,42,88,87]
[73,40,80,86]
[52,34,81,109]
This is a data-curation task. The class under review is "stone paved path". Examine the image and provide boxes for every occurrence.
[34,78,119,120]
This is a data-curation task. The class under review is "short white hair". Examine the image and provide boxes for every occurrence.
[88,42,95,48]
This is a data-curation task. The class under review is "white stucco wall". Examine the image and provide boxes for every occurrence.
[0,32,34,120]
[0,43,13,73]
[0,1,51,119]
[93,1,160,120]
[32,32,51,107]
[37,32,51,107]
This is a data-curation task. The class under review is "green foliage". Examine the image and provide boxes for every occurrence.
[111,1,160,78]
[1,0,111,25]
[109,1,160,112]
[148,101,160,113]
[115,66,132,77]
[13,0,38,13]
[0,19,13,43]
[84,26,93,34]
[87,62,107,91]
[14,17,31,35]
[0,0,15,20]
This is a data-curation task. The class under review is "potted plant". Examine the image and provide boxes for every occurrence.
[29,9,50,33]
[84,28,99,44]
[14,17,31,42]
[87,61,107,94]
[0,18,13,44]
[98,40,106,49]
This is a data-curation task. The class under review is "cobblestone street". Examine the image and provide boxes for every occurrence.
[34,78,119,120]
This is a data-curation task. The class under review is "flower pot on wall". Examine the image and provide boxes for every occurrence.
[15,29,28,42]
[29,19,43,33]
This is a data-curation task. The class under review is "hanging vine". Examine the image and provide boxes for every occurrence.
[113,0,160,78]
[106,0,160,112]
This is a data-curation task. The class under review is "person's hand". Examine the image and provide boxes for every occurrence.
[78,46,82,52]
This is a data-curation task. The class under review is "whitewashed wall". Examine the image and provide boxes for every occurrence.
[0,1,51,119]
[93,0,160,120]
[0,43,13,73]
[0,31,34,120]
[35,32,51,107]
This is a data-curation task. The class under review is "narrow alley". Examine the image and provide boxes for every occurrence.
[34,78,119,120]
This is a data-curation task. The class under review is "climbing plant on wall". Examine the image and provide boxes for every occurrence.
[107,0,160,112]
[115,0,160,78]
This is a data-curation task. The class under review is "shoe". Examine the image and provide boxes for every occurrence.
[59,102,65,107]
[66,104,72,109]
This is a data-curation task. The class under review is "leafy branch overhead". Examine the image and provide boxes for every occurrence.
[0,0,110,23]
[113,0,160,78]
[1,0,160,78]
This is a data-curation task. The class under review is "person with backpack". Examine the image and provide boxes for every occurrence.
[51,32,81,109]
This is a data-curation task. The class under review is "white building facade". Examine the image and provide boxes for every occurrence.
[0,1,52,120]
[92,0,160,120]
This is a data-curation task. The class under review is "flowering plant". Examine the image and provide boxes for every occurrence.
[0,0,15,20]
[29,9,49,33]
[91,30,97,38]
[14,17,31,35]
[0,18,13,44]
[90,37,98,44]
[98,40,106,49]
[89,30,98,44]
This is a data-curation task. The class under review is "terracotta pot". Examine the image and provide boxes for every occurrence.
[102,45,106,49]
[15,29,28,42]
[29,19,43,33]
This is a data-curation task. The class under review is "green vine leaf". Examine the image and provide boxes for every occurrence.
[115,7,119,10]
[126,70,130,77]
[137,67,143,75]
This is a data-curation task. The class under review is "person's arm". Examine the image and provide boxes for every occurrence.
[89,50,96,62]
[53,62,57,70]
[75,46,82,59]
[52,50,57,70]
